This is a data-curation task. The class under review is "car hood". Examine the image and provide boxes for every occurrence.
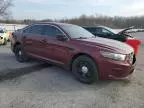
[77,37,134,54]
[118,26,134,34]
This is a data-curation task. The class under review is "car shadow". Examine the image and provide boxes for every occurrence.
[4,66,133,93]
[0,53,133,92]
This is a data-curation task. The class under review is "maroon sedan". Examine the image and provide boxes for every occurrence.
[11,22,136,84]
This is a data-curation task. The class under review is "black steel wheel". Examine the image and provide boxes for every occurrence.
[15,45,28,62]
[72,55,99,84]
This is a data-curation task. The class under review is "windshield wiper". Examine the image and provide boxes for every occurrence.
[91,36,96,38]
[75,36,96,39]
[75,37,89,39]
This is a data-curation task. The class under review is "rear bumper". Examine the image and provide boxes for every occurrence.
[97,58,136,80]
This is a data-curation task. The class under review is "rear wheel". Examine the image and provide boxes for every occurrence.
[15,45,28,62]
[72,55,99,84]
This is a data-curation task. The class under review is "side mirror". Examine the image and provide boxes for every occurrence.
[56,34,67,41]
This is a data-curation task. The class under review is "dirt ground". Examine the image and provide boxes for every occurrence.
[0,32,144,108]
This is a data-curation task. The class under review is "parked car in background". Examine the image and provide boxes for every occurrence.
[11,22,136,84]
[83,26,141,55]
[0,28,8,45]
[0,27,12,45]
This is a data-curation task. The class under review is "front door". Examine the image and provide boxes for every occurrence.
[42,25,72,64]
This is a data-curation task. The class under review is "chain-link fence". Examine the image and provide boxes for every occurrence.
[0,23,27,32]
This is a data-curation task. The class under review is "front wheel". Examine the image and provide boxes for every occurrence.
[15,45,28,62]
[72,55,99,84]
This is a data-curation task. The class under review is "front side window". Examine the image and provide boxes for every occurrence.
[103,26,117,34]
[97,27,114,35]
[43,25,63,37]
[102,28,112,34]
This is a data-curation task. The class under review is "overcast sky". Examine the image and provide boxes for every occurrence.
[12,0,144,20]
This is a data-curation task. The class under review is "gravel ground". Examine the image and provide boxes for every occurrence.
[0,33,144,108]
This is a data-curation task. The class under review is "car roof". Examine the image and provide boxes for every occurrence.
[83,25,107,28]
[35,22,76,27]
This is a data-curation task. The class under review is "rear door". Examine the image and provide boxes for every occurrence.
[22,25,45,57]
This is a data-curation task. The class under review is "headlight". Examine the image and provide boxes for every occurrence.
[100,51,126,61]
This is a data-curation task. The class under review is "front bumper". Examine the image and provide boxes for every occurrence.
[98,58,136,80]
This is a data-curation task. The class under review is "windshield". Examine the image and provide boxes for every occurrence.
[60,24,95,39]
[102,26,118,34]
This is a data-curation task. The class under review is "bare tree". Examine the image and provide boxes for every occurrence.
[0,0,13,18]
[58,14,144,28]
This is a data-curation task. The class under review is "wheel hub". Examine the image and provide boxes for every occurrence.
[81,66,88,74]
[18,50,22,56]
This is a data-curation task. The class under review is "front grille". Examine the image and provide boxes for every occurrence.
[128,52,136,65]
[132,54,136,64]
[129,52,133,64]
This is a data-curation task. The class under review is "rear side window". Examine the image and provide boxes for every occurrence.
[43,25,63,37]
[23,25,44,35]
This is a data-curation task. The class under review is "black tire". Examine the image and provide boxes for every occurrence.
[7,39,10,42]
[14,45,29,63]
[3,38,7,45]
[72,55,99,84]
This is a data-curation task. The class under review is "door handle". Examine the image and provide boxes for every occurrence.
[42,39,47,42]
[41,39,47,45]
[23,36,26,39]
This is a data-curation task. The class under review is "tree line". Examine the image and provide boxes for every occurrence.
[1,15,144,29]
[58,15,144,29]
[0,0,144,29]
